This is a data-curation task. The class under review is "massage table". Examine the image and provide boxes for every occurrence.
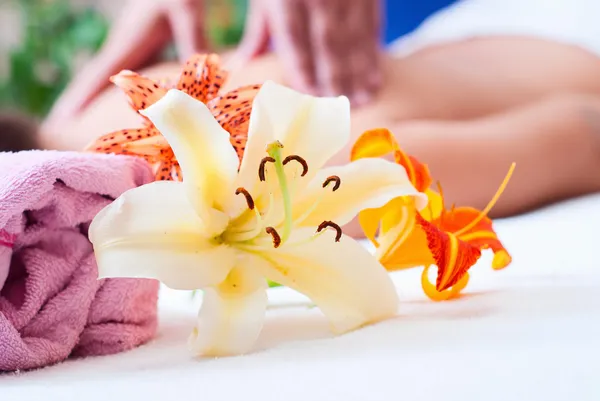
[2,193,599,400]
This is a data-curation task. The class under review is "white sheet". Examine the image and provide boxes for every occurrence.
[2,194,600,401]
[391,0,600,58]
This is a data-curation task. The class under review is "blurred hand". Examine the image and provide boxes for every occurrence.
[43,0,206,129]
[234,0,383,104]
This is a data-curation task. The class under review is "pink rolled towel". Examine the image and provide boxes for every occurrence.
[0,151,159,371]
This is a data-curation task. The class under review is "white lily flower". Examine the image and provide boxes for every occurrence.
[89,81,427,357]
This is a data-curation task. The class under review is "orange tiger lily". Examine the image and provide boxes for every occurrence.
[351,128,514,301]
[87,53,261,181]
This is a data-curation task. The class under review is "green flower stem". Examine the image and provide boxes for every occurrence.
[267,142,293,243]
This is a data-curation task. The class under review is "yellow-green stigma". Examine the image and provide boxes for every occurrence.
[265,141,297,243]
[232,141,344,250]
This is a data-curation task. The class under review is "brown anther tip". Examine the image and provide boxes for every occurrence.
[316,221,342,242]
[322,175,341,191]
[265,226,282,248]
[258,156,276,181]
[282,155,309,177]
[235,187,255,210]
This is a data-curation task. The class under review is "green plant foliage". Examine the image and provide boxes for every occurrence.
[0,0,249,118]
[207,0,248,48]
[0,0,109,117]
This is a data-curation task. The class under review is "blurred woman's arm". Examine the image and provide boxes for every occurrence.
[42,0,207,134]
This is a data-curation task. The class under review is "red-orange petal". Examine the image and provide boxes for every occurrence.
[416,213,482,292]
[393,150,432,193]
[110,70,168,112]
[350,127,398,160]
[176,53,228,103]
[422,268,470,301]
[350,128,433,192]
[435,206,511,269]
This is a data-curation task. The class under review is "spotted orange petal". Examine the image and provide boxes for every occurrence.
[87,127,160,161]
[120,135,173,166]
[176,53,228,103]
[121,134,169,154]
[154,158,180,181]
[208,84,261,136]
[229,133,247,163]
[110,70,168,112]
[416,213,482,292]
[172,162,183,181]
[90,53,261,183]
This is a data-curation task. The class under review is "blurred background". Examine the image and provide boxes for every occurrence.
[0,0,244,118]
[0,0,457,119]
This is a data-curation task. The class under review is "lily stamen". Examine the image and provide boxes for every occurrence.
[265,226,282,248]
[317,221,343,242]
[258,156,276,181]
[282,155,309,177]
[453,163,516,237]
[227,206,266,243]
[322,175,341,191]
[293,175,342,226]
[235,187,255,210]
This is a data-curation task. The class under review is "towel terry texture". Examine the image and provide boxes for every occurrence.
[0,151,159,371]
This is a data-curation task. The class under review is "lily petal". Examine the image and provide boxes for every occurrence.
[237,81,350,191]
[256,228,399,334]
[89,181,234,290]
[292,157,427,228]
[141,89,240,223]
[188,265,268,357]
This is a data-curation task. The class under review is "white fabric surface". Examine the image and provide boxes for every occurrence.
[390,0,600,57]
[2,193,600,400]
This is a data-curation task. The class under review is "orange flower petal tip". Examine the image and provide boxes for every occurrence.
[492,250,512,270]
[109,70,135,83]
[421,267,470,302]
[350,128,397,161]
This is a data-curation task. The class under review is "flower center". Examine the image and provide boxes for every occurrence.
[225,141,342,248]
